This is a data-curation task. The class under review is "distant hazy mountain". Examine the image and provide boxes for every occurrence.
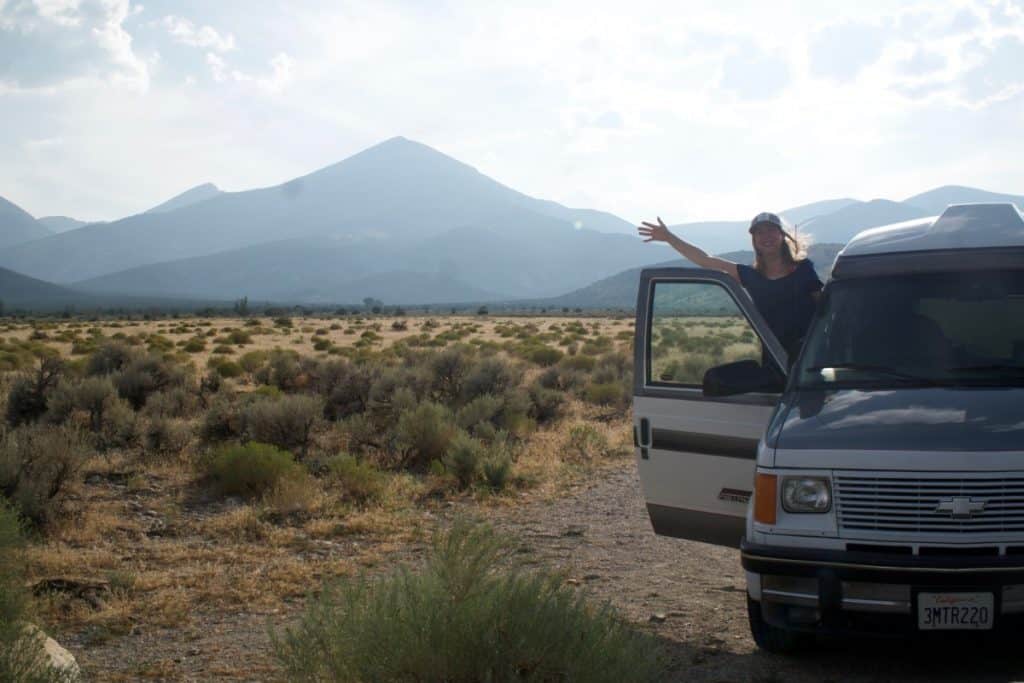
[903,185,1024,215]
[779,198,859,226]
[0,196,51,248]
[1,138,648,285]
[0,265,76,306]
[145,182,224,214]
[75,215,660,304]
[797,200,932,246]
[543,243,844,310]
[37,216,88,233]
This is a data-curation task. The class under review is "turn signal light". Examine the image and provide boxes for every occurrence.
[754,473,778,525]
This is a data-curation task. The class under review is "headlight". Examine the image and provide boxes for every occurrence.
[781,477,831,513]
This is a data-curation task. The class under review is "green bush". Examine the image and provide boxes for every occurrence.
[326,454,387,505]
[394,401,457,469]
[527,345,563,367]
[462,357,521,403]
[443,432,483,489]
[85,342,134,376]
[6,359,63,427]
[199,395,243,443]
[583,381,625,407]
[113,355,186,410]
[0,424,92,528]
[527,384,565,423]
[142,417,190,455]
[215,361,244,379]
[272,523,662,683]
[482,447,513,491]
[565,423,611,461]
[207,442,304,499]
[183,337,206,353]
[243,395,323,458]
[0,501,77,682]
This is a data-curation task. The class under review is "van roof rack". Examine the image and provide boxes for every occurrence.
[840,203,1024,258]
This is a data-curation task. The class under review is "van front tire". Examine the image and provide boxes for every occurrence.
[746,596,813,654]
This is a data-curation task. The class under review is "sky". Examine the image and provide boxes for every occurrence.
[1,0,1023,224]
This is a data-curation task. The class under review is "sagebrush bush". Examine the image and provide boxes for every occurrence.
[428,345,472,403]
[6,359,63,427]
[114,354,186,410]
[0,501,77,682]
[207,442,304,499]
[143,387,198,420]
[85,341,134,376]
[394,401,457,469]
[326,454,387,505]
[527,384,564,424]
[243,395,323,458]
[565,423,612,461]
[482,446,513,491]
[272,523,662,683]
[142,417,190,455]
[443,432,483,489]
[199,395,244,442]
[583,381,626,408]
[0,424,92,528]
[455,394,503,432]
[461,357,521,403]
[527,345,563,367]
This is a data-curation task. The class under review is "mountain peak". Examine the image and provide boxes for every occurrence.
[145,182,223,214]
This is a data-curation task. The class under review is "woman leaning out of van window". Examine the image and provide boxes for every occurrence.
[638,212,823,360]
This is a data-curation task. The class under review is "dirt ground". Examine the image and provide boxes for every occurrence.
[61,461,1024,682]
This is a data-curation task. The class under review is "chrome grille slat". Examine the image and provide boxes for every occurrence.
[835,473,1024,536]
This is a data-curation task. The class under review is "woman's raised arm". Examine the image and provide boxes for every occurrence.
[638,217,739,282]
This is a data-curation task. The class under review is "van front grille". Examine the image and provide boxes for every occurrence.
[834,474,1024,535]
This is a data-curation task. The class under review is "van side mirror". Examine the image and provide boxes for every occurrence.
[703,360,784,397]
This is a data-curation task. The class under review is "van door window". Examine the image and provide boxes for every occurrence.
[649,281,777,386]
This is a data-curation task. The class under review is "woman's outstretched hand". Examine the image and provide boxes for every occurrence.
[638,217,673,243]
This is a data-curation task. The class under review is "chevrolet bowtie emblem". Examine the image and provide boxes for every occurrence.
[935,497,986,518]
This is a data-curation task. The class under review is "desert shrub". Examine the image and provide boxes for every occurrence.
[461,357,521,403]
[455,394,504,432]
[583,381,626,408]
[339,414,380,454]
[527,345,563,367]
[86,341,134,376]
[323,366,375,421]
[143,387,198,420]
[482,448,513,491]
[94,400,138,452]
[272,523,662,683]
[390,320,408,331]
[239,350,270,375]
[214,361,244,379]
[208,442,304,500]
[6,359,63,427]
[199,395,244,443]
[183,337,206,353]
[394,401,457,469]
[527,384,565,424]
[560,354,596,372]
[212,345,234,355]
[113,354,186,410]
[565,423,611,461]
[443,432,483,489]
[44,377,120,431]
[142,417,190,455]
[243,395,323,458]
[312,338,332,352]
[256,350,304,391]
[262,474,321,520]
[428,345,473,402]
[0,424,92,528]
[326,454,387,505]
[0,501,78,683]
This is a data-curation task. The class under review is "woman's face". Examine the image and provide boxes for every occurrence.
[750,223,783,255]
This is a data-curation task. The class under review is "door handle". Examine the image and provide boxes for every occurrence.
[639,418,650,459]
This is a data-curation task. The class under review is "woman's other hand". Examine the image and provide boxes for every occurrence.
[638,217,672,243]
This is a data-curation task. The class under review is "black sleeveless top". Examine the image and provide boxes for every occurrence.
[736,260,823,360]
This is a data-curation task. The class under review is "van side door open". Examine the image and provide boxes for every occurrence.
[634,268,788,548]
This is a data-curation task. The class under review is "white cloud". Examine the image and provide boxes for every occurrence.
[0,0,148,91]
[161,14,235,52]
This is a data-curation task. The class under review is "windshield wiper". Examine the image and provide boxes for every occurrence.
[804,363,938,385]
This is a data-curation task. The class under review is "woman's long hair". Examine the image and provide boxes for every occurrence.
[752,220,811,274]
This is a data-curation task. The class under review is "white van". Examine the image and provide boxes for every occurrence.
[633,203,1024,651]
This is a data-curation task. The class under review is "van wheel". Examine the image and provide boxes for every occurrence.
[746,596,813,654]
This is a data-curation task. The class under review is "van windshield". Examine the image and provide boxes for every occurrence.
[796,269,1024,389]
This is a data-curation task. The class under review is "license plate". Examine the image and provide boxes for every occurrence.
[918,592,994,630]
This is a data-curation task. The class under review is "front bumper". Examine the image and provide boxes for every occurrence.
[742,540,1024,636]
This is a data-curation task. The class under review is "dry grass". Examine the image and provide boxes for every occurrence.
[2,313,653,678]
